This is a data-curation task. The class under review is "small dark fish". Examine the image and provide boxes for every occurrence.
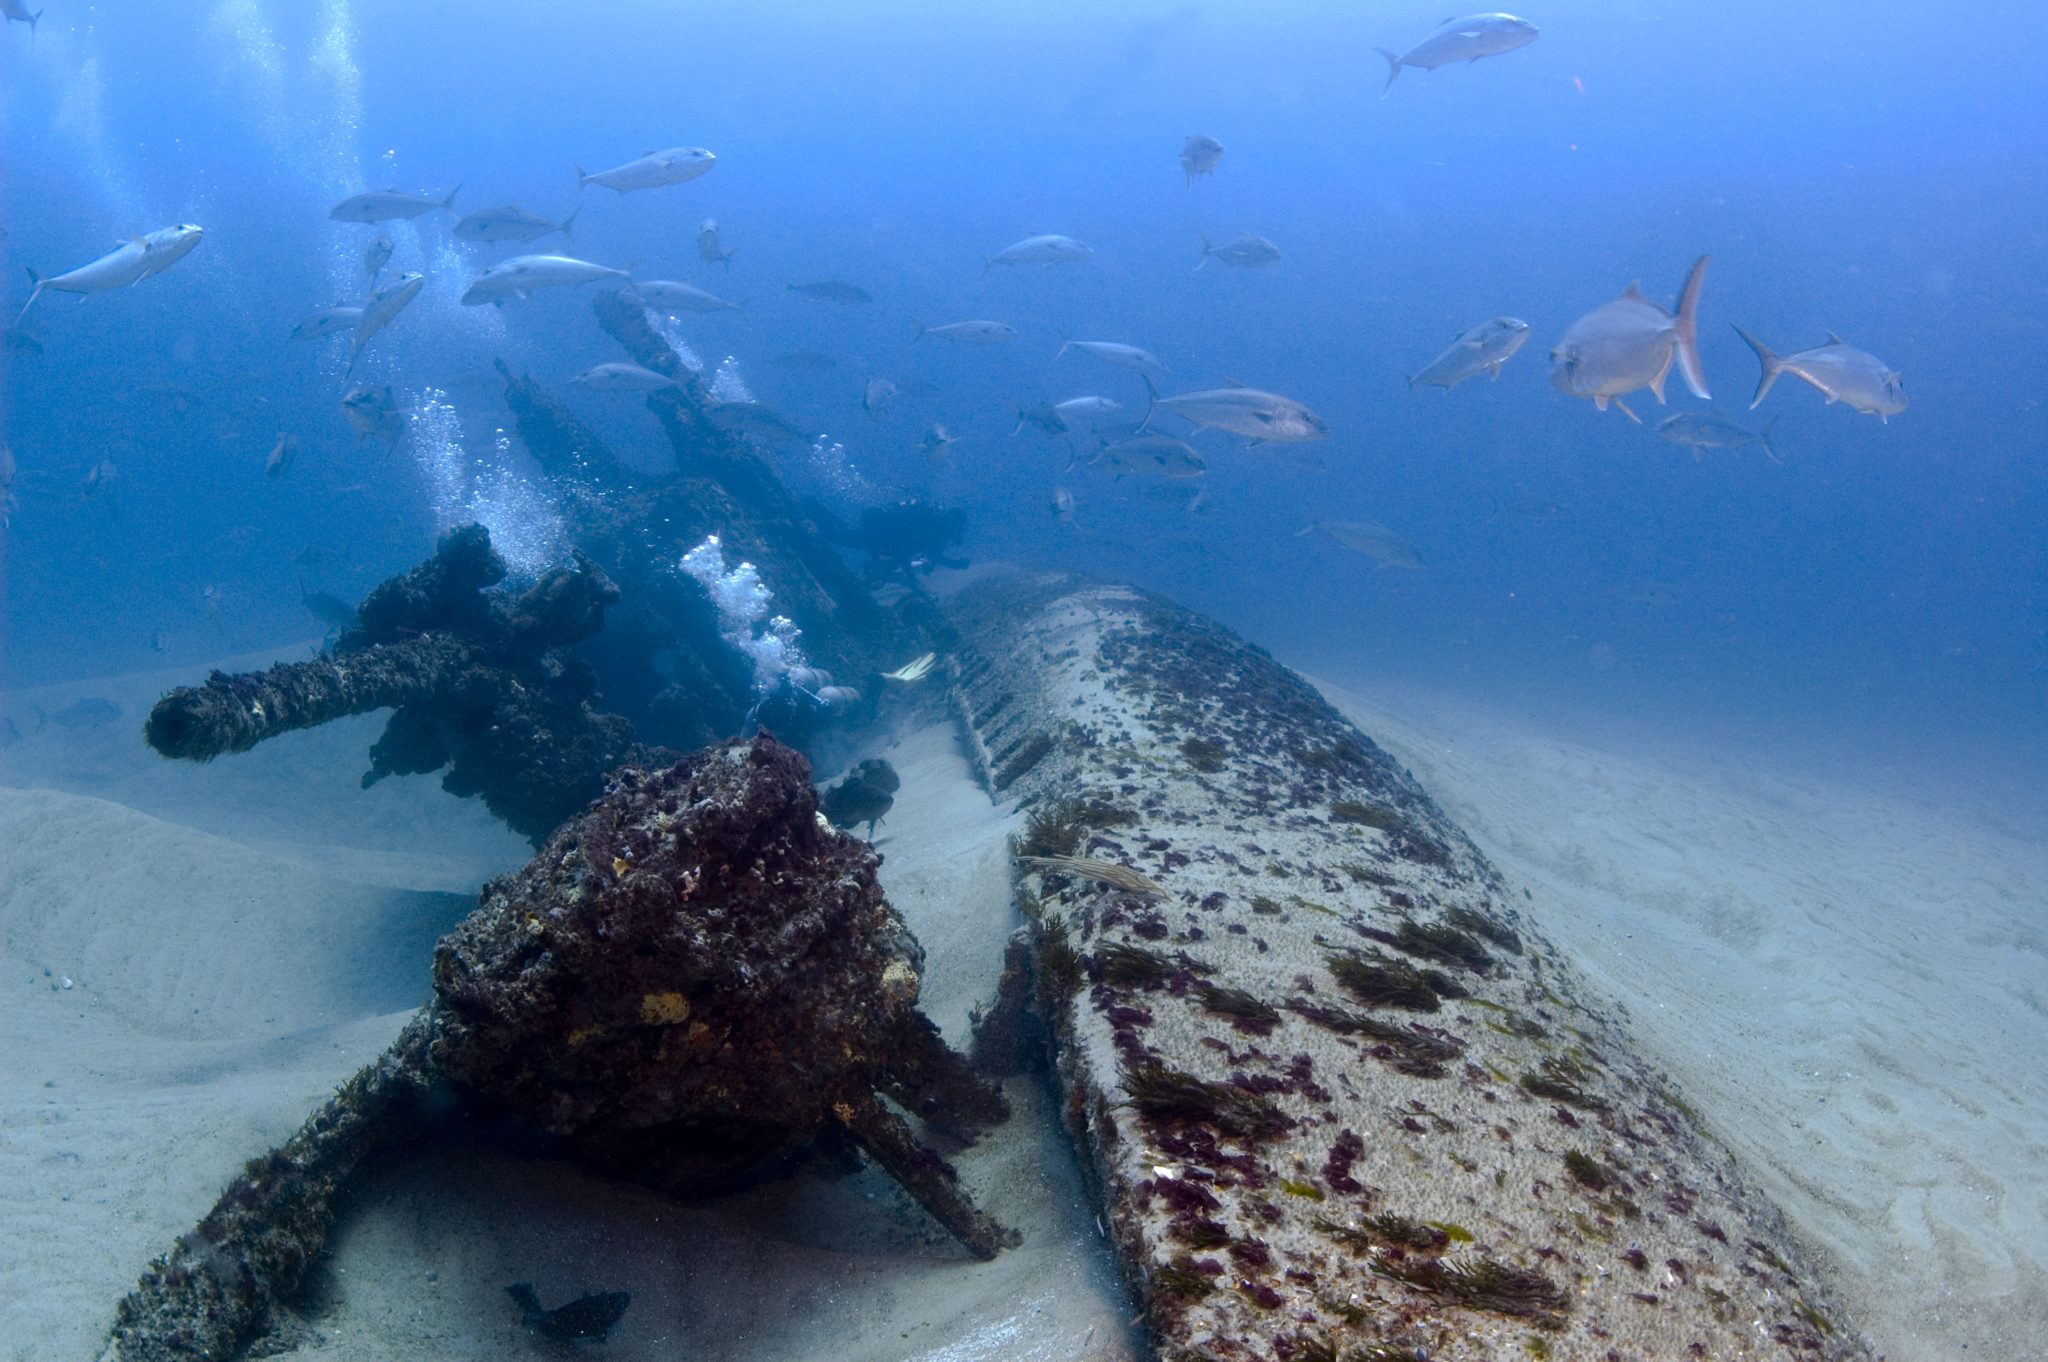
[150,628,169,654]
[1180,134,1224,187]
[300,583,357,630]
[766,349,838,370]
[264,434,297,479]
[819,758,898,836]
[786,280,873,305]
[39,697,121,731]
[506,1283,631,1345]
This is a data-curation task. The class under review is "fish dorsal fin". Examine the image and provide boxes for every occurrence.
[385,186,399,192]
[1621,280,1645,299]
[1222,377,1249,387]
[642,149,656,156]
[1826,331,1847,345]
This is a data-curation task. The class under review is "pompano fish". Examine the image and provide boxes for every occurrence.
[453,204,577,244]
[460,254,629,306]
[1056,339,1168,374]
[706,400,813,444]
[1089,434,1206,480]
[349,271,423,371]
[916,319,1016,345]
[1549,255,1710,422]
[1299,521,1425,569]
[364,232,393,282]
[575,147,715,194]
[329,187,459,222]
[631,280,743,313]
[1144,377,1328,444]
[571,362,680,392]
[1732,326,1906,422]
[1376,13,1539,95]
[982,234,1094,275]
[1655,410,1780,461]
[1196,233,1281,270]
[862,376,898,416]
[698,218,736,269]
[19,225,205,323]
[3,1,44,32]
[264,434,296,479]
[1408,316,1530,390]
[340,383,403,444]
[290,305,362,342]
[1180,134,1224,187]
[786,280,872,305]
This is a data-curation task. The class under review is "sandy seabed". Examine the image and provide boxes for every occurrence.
[3,646,2043,1361]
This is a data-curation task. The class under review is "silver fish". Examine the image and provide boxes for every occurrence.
[1056,339,1168,374]
[18,225,204,324]
[1055,395,1124,426]
[1050,486,1076,523]
[1732,327,1906,423]
[460,254,629,306]
[1408,316,1530,390]
[340,383,402,444]
[1180,134,1224,188]
[1655,410,1780,461]
[350,271,423,370]
[786,280,872,305]
[698,218,737,269]
[329,187,459,222]
[922,424,959,459]
[264,434,296,479]
[575,147,715,194]
[1376,13,1539,95]
[863,376,898,417]
[1090,434,1206,480]
[1299,521,1425,569]
[916,319,1016,344]
[1196,233,1281,271]
[571,362,680,392]
[706,400,813,445]
[982,234,1095,275]
[289,305,362,342]
[1012,403,1068,437]
[364,232,393,282]
[631,280,743,313]
[1145,378,1329,444]
[453,204,577,244]
[1549,255,1710,422]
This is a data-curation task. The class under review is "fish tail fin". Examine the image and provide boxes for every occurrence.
[1401,370,1417,391]
[1375,48,1403,96]
[1759,414,1783,464]
[17,270,43,327]
[1194,234,1211,271]
[441,184,460,215]
[1140,374,1160,431]
[574,164,589,192]
[1672,254,1711,399]
[505,1284,542,1321]
[1731,324,1781,410]
[911,320,927,345]
[1294,523,1318,537]
[980,254,992,279]
[1054,333,1072,361]
[30,8,41,32]
[557,206,578,244]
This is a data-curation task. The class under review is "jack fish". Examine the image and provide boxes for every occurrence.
[630,280,743,313]
[1655,410,1780,461]
[698,218,736,269]
[1732,326,1906,422]
[453,204,577,244]
[982,234,1095,275]
[1145,377,1328,444]
[1089,434,1207,479]
[340,383,402,444]
[915,319,1016,344]
[1408,316,1530,390]
[460,254,629,306]
[290,304,362,342]
[575,147,715,194]
[571,362,680,392]
[349,271,423,371]
[330,187,459,222]
[1180,134,1224,187]
[364,232,393,282]
[1196,233,1281,270]
[1549,255,1711,421]
[1300,521,1425,569]
[1376,13,1539,95]
[19,225,204,323]
[1056,339,1168,374]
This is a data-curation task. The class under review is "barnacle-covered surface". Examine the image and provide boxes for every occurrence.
[950,574,1874,1362]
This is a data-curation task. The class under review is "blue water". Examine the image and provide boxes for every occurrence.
[3,0,2042,776]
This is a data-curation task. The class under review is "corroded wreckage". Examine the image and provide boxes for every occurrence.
[952,575,1873,1362]
[102,735,1010,1362]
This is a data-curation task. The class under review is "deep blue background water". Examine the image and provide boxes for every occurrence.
[3,0,2043,786]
